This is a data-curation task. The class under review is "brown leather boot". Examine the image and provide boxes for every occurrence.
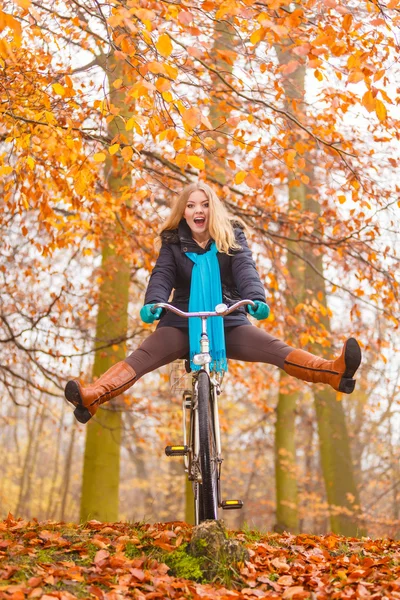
[283,338,361,394]
[64,361,137,423]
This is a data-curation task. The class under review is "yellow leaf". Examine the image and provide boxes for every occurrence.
[234,171,247,185]
[26,156,35,170]
[164,64,178,80]
[126,117,135,131]
[156,33,173,58]
[375,99,387,122]
[109,144,120,155]
[338,195,346,204]
[187,155,204,170]
[250,28,265,45]
[121,146,133,161]
[162,91,173,102]
[52,83,65,96]
[93,152,106,162]
[113,79,123,89]
[0,165,13,176]
[126,117,143,134]
[44,111,57,125]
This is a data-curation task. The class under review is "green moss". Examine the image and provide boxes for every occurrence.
[124,542,142,559]
[162,544,204,582]
[35,548,57,563]
[269,573,279,581]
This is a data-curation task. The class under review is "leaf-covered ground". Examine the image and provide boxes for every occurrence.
[1,515,400,599]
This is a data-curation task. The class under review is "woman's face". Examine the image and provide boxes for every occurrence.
[184,190,210,238]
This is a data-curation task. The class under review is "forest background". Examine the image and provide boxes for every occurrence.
[0,0,399,539]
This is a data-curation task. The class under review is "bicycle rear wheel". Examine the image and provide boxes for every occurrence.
[197,370,218,521]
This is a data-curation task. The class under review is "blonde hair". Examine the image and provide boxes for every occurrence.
[160,182,246,254]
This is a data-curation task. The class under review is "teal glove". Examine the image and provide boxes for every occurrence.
[247,300,270,321]
[140,304,162,324]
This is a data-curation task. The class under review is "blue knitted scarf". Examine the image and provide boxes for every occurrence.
[185,242,228,374]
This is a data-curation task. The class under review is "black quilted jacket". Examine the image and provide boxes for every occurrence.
[144,219,266,329]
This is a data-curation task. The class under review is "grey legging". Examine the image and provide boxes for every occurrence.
[125,326,293,379]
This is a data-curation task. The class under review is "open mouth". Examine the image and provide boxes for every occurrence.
[194,217,205,226]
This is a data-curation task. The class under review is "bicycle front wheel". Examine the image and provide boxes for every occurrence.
[197,370,218,521]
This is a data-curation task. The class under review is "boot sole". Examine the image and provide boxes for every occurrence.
[339,338,362,394]
[65,381,93,424]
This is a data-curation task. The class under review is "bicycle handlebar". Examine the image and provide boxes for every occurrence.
[151,299,256,318]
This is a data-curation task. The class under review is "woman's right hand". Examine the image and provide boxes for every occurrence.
[140,304,163,324]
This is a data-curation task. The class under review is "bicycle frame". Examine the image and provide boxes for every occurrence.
[156,299,256,523]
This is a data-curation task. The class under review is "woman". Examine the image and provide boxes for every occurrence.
[65,182,362,423]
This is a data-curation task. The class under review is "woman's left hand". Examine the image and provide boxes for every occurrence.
[247,300,270,321]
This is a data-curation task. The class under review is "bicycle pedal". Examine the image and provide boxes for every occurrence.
[165,445,189,457]
[221,499,243,510]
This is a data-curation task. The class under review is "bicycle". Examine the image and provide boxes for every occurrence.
[152,299,256,525]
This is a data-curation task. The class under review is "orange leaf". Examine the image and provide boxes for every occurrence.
[284,149,296,168]
[182,107,201,130]
[348,69,364,84]
[342,13,353,31]
[121,146,133,161]
[244,172,262,189]
[314,70,323,81]
[362,91,376,113]
[155,77,171,92]
[375,99,387,122]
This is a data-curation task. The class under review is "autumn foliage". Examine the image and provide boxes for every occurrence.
[3,515,400,599]
[0,0,400,538]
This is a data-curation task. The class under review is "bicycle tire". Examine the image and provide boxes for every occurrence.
[197,370,218,521]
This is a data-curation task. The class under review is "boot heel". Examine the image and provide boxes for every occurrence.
[338,377,356,394]
[65,380,82,406]
[74,405,93,424]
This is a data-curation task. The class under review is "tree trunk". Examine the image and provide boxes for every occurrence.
[80,54,132,522]
[304,192,363,536]
[46,401,65,519]
[207,21,236,184]
[273,43,307,535]
[60,424,77,521]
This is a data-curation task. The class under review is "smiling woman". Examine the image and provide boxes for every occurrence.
[64,182,361,424]
[183,190,210,247]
